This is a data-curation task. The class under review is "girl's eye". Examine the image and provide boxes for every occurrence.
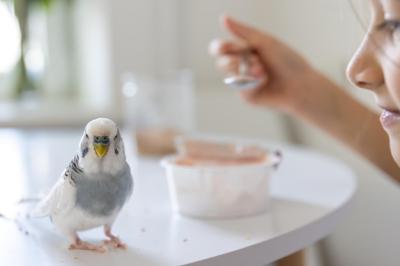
[377,20,400,42]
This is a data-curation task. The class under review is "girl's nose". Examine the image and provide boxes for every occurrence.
[346,40,384,91]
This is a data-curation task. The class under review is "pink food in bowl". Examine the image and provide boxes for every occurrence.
[162,137,282,218]
[174,156,267,166]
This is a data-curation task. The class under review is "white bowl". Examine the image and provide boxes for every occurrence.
[161,150,282,219]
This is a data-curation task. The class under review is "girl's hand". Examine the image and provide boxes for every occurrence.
[209,15,324,115]
[210,16,400,179]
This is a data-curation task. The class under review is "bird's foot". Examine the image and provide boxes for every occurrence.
[103,236,126,249]
[69,240,107,253]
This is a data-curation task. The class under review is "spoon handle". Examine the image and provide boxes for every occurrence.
[238,51,250,75]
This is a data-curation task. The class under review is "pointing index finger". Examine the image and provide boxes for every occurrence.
[222,15,277,52]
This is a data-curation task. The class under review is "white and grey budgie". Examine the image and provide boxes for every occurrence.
[33,118,133,252]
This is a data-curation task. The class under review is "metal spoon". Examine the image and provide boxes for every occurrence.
[223,52,263,90]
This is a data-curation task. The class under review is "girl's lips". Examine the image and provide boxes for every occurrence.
[380,109,400,128]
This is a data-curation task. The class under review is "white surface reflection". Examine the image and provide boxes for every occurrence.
[0,131,27,212]
[0,130,80,216]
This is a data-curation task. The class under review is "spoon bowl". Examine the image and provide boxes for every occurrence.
[224,75,263,90]
[224,52,264,90]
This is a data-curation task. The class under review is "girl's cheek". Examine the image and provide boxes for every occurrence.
[382,47,400,105]
[387,66,400,106]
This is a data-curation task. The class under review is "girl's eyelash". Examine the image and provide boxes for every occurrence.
[376,20,400,32]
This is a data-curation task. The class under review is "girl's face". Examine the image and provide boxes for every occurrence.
[347,0,400,165]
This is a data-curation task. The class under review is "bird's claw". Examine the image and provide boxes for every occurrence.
[69,241,107,253]
[103,237,127,249]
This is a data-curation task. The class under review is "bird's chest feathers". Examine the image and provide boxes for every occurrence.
[75,174,130,217]
[81,151,124,176]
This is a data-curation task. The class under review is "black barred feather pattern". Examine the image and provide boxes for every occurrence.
[114,130,121,155]
[82,147,89,158]
[70,155,83,174]
[80,132,90,158]
[63,155,83,186]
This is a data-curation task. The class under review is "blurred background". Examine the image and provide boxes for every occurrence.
[1,0,400,265]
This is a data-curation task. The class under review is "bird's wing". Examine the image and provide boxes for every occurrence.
[31,157,80,218]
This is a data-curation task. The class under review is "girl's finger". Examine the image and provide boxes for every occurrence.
[209,39,248,56]
[216,55,241,74]
[222,15,269,48]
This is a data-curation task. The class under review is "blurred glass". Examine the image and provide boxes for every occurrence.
[121,70,195,156]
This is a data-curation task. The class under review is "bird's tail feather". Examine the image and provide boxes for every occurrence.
[29,198,51,218]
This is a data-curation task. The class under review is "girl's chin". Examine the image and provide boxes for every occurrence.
[383,123,400,136]
[384,120,400,143]
[389,138,400,167]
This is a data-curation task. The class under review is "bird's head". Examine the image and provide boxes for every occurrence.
[79,118,126,174]
[85,118,117,159]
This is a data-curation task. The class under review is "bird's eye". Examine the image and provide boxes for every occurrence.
[85,133,89,139]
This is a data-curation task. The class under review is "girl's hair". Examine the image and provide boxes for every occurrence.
[349,0,371,30]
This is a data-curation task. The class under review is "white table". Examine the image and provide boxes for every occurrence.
[0,129,356,266]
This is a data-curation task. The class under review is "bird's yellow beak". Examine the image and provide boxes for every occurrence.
[94,143,109,158]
